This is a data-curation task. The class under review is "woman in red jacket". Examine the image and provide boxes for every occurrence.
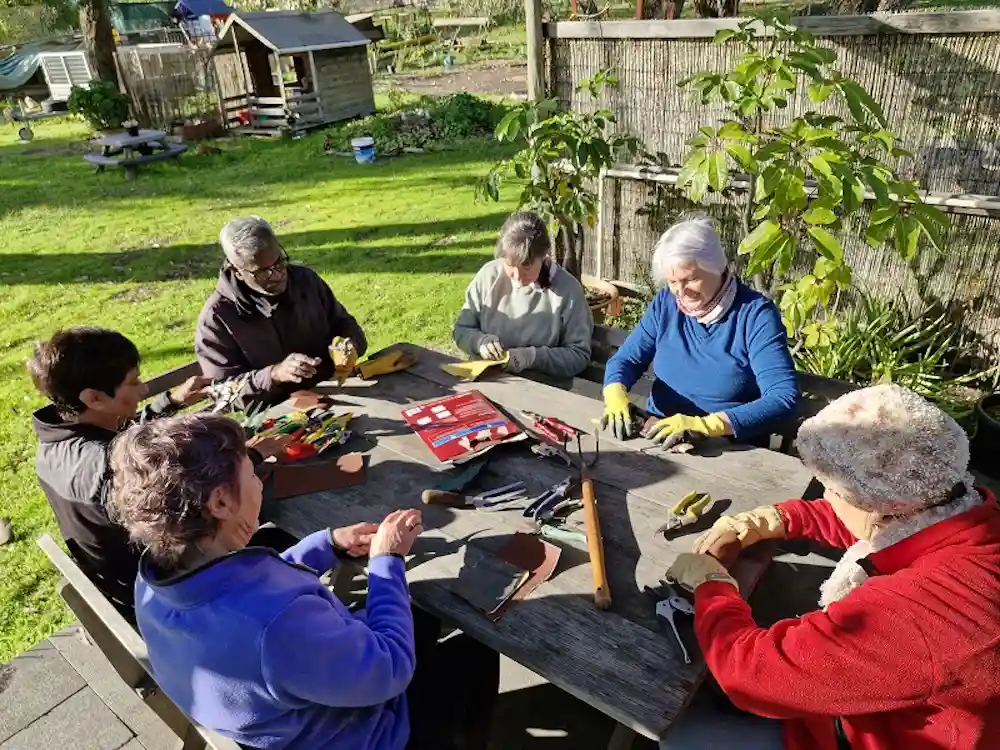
[666,383,1000,750]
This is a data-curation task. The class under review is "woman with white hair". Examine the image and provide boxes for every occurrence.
[452,211,593,383]
[601,215,798,446]
[662,384,1000,750]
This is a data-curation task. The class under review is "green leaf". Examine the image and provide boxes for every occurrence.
[707,151,729,192]
[718,121,756,143]
[775,232,796,275]
[911,203,949,251]
[689,165,711,202]
[807,226,844,262]
[814,256,835,279]
[895,215,921,261]
[869,204,898,226]
[808,154,834,179]
[755,165,782,201]
[738,219,782,255]
[839,79,887,128]
[752,203,771,221]
[803,205,837,225]
[714,29,737,43]
[496,110,521,141]
[722,80,741,101]
[725,143,754,171]
[757,141,790,161]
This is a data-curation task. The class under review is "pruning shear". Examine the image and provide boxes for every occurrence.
[522,411,579,446]
[645,580,696,665]
[655,491,714,536]
[522,475,580,521]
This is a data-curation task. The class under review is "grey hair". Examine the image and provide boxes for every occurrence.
[650,214,727,282]
[495,211,551,266]
[219,216,280,267]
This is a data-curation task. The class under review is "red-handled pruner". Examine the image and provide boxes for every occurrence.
[521,411,579,445]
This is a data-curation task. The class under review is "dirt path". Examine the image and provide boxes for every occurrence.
[385,60,527,98]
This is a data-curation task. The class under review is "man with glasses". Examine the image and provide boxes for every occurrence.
[196,217,367,408]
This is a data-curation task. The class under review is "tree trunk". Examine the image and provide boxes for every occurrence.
[558,224,582,280]
[639,0,686,20]
[79,0,117,83]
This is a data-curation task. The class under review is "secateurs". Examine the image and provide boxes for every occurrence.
[522,476,580,522]
[522,411,579,445]
[655,491,714,537]
[645,580,696,665]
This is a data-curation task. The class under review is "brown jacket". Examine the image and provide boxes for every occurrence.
[195,265,367,407]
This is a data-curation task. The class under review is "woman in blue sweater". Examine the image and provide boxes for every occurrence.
[107,413,498,750]
[602,215,799,448]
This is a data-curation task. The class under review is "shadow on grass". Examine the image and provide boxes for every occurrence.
[0,213,509,286]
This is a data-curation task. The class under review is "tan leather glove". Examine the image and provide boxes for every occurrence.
[693,506,786,555]
[329,337,358,385]
[666,553,737,593]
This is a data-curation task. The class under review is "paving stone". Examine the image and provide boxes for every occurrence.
[49,628,180,750]
[118,740,146,749]
[0,640,86,742]
[0,688,132,750]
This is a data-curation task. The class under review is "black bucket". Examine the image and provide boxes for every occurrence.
[972,393,1000,478]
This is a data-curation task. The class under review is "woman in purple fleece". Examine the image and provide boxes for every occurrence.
[107,413,498,750]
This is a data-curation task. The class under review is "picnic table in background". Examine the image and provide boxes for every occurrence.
[264,343,815,748]
[83,129,187,180]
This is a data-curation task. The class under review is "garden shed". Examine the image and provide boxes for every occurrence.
[211,10,375,136]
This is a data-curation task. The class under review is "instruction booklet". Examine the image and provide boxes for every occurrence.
[402,390,525,464]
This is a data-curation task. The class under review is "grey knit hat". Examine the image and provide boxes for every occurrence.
[797,384,970,515]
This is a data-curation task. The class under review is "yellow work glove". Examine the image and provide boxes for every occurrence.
[600,383,636,441]
[357,350,417,379]
[440,354,508,381]
[692,505,786,556]
[329,337,359,385]
[666,553,737,593]
[646,413,727,451]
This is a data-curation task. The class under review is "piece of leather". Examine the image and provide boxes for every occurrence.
[440,354,509,381]
[272,452,365,500]
[247,433,294,461]
[289,390,324,411]
[451,546,530,616]
[490,532,561,621]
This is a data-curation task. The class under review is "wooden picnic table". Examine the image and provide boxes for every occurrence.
[83,129,187,180]
[265,343,815,747]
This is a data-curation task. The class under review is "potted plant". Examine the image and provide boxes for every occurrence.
[477,70,643,322]
[673,12,949,356]
[123,118,140,137]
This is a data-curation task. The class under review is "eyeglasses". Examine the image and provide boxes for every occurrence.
[239,248,289,282]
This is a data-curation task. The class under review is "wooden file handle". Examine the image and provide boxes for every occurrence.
[580,475,612,610]
[421,489,466,507]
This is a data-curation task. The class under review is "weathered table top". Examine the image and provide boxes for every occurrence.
[96,129,167,148]
[265,343,814,741]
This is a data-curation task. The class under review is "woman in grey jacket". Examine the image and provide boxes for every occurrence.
[452,212,594,384]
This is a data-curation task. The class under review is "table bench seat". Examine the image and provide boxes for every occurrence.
[84,143,187,169]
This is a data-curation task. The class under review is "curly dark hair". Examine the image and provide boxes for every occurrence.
[108,413,247,570]
[28,328,140,419]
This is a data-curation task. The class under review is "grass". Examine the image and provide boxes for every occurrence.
[0,115,515,662]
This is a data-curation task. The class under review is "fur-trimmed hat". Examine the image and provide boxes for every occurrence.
[797,384,970,515]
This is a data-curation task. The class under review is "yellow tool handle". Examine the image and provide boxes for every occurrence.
[580,476,612,611]
[420,489,467,507]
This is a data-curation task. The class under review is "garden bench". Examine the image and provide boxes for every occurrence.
[432,16,489,45]
[36,535,241,750]
[574,324,859,454]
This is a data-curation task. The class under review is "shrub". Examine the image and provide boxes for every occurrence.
[67,82,130,131]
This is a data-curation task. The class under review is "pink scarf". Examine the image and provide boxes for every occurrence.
[675,271,738,325]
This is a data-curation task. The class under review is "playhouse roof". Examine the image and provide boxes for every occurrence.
[213,10,369,55]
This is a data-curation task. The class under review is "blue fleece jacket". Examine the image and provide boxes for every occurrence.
[604,281,799,440]
[135,530,415,749]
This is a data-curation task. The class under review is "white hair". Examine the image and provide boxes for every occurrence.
[219,216,279,267]
[650,215,727,282]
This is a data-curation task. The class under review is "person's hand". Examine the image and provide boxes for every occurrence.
[666,553,737,593]
[478,335,506,361]
[503,347,536,374]
[331,522,379,557]
[646,413,728,451]
[600,383,636,440]
[692,505,786,555]
[370,509,423,558]
[170,375,212,406]
[271,353,321,384]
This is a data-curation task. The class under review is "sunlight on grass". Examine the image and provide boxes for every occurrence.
[0,116,515,661]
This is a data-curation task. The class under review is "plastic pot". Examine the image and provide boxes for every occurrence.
[971,393,1000,478]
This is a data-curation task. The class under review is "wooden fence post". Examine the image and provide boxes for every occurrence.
[525,0,545,100]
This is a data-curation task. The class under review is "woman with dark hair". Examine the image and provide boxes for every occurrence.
[452,211,594,382]
[108,413,498,750]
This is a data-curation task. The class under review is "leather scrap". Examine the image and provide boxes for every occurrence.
[490,532,561,621]
[272,452,366,500]
[289,390,325,412]
[451,546,530,617]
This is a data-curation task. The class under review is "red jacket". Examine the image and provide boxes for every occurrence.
[694,492,1000,750]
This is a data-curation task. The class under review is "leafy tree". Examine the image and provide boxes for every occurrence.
[478,70,643,279]
[676,13,948,350]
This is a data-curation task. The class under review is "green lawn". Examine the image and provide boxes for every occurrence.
[0,117,515,662]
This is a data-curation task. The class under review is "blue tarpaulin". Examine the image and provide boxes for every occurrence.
[174,0,233,18]
[0,44,42,91]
